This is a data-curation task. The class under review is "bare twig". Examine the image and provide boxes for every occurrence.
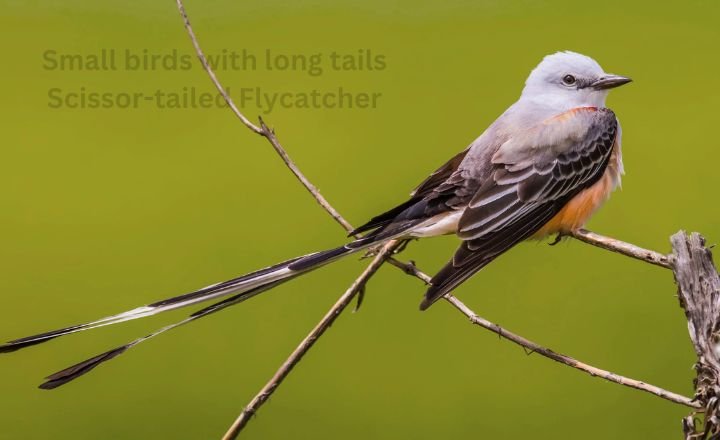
[175,0,261,135]
[385,245,698,408]
[220,240,403,440]
[386,258,432,284]
[445,293,700,408]
[175,0,353,233]
[256,118,355,232]
[571,229,674,269]
[174,1,699,437]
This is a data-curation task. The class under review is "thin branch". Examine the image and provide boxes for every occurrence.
[256,118,356,233]
[444,293,700,408]
[571,229,674,269]
[220,240,403,440]
[175,0,261,135]
[174,1,698,437]
[175,0,353,233]
[385,243,698,408]
[386,258,432,284]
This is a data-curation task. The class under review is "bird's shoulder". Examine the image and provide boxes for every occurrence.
[490,105,617,169]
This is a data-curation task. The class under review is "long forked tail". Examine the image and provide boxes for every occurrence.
[39,278,294,389]
[0,237,380,355]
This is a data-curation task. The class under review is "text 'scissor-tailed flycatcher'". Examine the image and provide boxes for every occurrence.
[1,51,632,389]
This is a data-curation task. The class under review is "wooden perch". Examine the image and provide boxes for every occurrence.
[672,232,720,439]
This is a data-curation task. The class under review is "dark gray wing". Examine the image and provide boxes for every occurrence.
[411,149,471,197]
[350,149,472,237]
[420,107,618,309]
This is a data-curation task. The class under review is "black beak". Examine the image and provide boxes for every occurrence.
[591,74,632,90]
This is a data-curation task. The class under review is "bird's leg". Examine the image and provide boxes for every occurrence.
[549,232,569,246]
[360,246,381,260]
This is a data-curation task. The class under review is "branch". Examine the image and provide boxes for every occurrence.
[175,0,353,233]
[444,293,699,408]
[174,2,699,438]
[386,257,697,407]
[220,240,403,440]
[175,0,261,135]
[671,232,720,439]
[571,229,674,269]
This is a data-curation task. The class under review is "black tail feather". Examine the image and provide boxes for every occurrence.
[39,346,129,390]
[0,324,88,353]
[348,198,420,236]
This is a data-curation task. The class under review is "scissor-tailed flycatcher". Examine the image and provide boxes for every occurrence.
[1,51,631,388]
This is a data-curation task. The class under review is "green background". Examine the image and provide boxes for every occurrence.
[1,1,718,438]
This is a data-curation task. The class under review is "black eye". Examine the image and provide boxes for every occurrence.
[562,74,577,86]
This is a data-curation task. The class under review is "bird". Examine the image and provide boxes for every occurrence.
[0,51,631,389]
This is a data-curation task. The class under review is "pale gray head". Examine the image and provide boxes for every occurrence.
[520,51,631,109]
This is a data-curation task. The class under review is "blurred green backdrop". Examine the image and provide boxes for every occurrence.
[1,0,718,439]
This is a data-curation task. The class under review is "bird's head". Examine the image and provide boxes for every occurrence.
[521,51,631,109]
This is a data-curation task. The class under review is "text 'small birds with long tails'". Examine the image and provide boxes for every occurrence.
[1,51,632,389]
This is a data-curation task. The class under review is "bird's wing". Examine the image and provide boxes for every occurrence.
[420,107,618,309]
[349,149,471,236]
[411,148,471,197]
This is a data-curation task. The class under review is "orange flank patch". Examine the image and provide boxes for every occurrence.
[531,168,615,239]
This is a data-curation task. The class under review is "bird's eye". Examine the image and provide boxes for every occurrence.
[562,74,577,86]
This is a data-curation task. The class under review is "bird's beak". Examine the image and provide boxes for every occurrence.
[591,74,632,90]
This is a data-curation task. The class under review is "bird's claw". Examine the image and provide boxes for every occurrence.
[549,232,567,246]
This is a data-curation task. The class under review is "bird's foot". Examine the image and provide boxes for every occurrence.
[548,232,569,246]
[361,245,381,259]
